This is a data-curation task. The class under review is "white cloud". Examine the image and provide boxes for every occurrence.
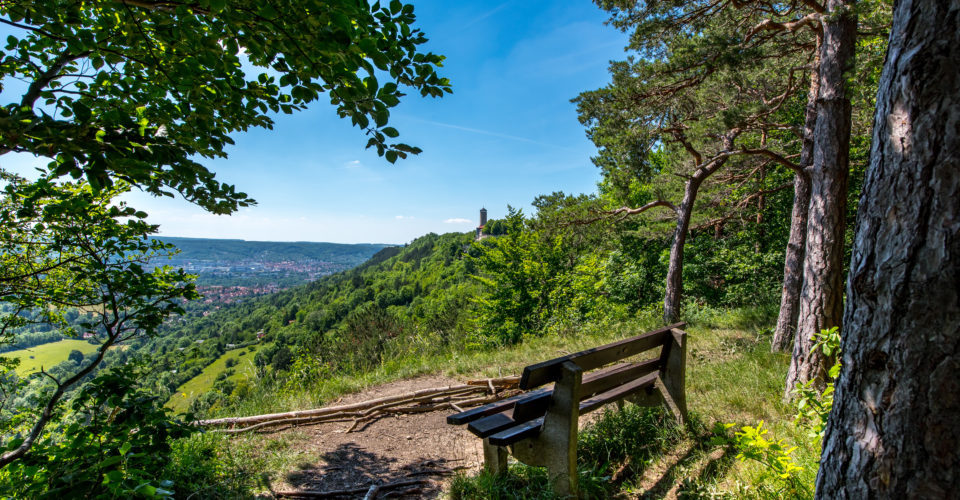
[444,218,473,224]
[343,160,362,169]
[395,215,414,220]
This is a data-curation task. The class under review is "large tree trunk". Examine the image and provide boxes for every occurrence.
[785,0,857,394]
[772,33,821,352]
[815,1,960,496]
[663,178,702,323]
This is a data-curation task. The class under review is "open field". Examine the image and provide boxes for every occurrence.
[167,344,265,414]
[0,339,100,377]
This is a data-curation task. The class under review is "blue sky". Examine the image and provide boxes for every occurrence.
[2,2,630,244]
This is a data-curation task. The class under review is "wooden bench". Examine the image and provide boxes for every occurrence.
[447,323,688,497]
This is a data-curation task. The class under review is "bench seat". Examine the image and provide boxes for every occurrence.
[487,371,658,446]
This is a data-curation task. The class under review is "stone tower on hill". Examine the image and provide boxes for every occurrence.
[476,207,488,240]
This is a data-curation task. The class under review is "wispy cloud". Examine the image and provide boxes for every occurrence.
[343,160,362,169]
[444,218,473,224]
[409,118,577,152]
[395,215,414,220]
[462,1,512,30]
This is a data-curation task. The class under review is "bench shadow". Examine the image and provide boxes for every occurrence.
[634,436,734,499]
[283,441,456,498]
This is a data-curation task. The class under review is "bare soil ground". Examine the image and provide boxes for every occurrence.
[269,375,485,498]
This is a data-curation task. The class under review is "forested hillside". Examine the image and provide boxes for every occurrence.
[140,232,480,414]
[156,237,388,264]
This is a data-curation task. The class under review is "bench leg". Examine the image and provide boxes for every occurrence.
[541,361,581,498]
[660,328,688,426]
[482,438,508,475]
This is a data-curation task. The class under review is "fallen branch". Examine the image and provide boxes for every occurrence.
[466,376,519,389]
[200,384,482,427]
[346,390,521,433]
[213,388,521,435]
[275,479,426,499]
[382,487,421,498]
[362,484,379,500]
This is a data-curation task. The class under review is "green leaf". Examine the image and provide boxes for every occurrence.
[71,102,92,122]
[259,4,278,17]
[382,127,399,138]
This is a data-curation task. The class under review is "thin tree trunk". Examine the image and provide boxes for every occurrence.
[785,0,857,394]
[772,33,821,352]
[755,163,766,254]
[773,172,812,351]
[663,178,702,323]
[816,1,959,495]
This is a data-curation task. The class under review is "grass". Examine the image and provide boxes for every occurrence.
[167,345,265,414]
[0,339,100,376]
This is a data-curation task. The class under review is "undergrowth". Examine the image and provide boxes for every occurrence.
[166,305,829,498]
[447,305,828,499]
[449,406,692,500]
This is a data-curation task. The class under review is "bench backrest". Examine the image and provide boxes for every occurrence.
[518,322,686,389]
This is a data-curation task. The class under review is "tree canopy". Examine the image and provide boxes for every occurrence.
[0,0,451,478]
[0,0,451,213]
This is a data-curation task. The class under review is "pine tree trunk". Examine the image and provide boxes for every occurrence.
[785,0,857,394]
[815,1,960,495]
[663,178,701,324]
[772,33,821,353]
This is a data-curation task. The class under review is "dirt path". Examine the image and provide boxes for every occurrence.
[269,375,486,498]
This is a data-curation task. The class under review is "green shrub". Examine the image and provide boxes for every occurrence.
[163,433,257,499]
[0,365,192,498]
[715,327,843,499]
[793,327,840,440]
[722,421,808,497]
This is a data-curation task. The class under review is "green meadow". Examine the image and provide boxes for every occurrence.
[1,339,100,377]
[167,345,265,414]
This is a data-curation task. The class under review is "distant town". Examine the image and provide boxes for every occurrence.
[146,238,391,304]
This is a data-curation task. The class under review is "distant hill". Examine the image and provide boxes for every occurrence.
[155,237,390,264]
[150,237,393,288]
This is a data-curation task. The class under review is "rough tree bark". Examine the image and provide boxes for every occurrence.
[785,0,857,393]
[815,0,959,496]
[772,33,821,353]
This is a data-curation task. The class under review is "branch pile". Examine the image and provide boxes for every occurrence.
[197,376,520,434]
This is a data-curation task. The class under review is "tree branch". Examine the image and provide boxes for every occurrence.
[20,49,88,109]
[746,12,822,42]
